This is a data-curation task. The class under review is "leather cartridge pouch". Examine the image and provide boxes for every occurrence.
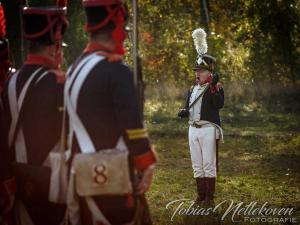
[72,149,133,197]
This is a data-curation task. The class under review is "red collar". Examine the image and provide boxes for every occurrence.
[84,42,114,54]
[24,54,58,69]
[84,42,123,62]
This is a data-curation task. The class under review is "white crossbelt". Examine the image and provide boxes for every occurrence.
[8,68,48,163]
[65,54,104,153]
[65,54,127,154]
[64,53,98,152]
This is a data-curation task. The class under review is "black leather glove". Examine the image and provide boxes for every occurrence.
[177,108,189,118]
[211,72,220,86]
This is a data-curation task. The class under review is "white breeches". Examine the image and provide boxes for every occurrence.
[188,126,217,178]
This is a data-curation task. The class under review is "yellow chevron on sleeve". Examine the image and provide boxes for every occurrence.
[126,128,148,140]
[127,132,149,140]
[126,128,147,135]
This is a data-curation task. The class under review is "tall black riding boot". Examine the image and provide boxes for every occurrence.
[195,177,206,204]
[205,177,216,205]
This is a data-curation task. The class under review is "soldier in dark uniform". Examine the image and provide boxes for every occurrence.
[0,2,16,220]
[0,0,68,224]
[66,0,157,224]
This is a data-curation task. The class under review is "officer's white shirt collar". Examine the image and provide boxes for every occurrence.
[195,83,208,91]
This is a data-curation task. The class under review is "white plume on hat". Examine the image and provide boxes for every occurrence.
[192,28,208,64]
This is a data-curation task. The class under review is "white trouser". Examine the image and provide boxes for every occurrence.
[188,126,217,178]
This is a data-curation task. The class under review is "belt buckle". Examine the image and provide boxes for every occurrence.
[193,123,202,128]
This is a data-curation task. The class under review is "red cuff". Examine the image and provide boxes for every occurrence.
[0,177,17,196]
[133,148,157,171]
[210,85,216,94]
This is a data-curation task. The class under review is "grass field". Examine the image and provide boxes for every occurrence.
[144,99,300,225]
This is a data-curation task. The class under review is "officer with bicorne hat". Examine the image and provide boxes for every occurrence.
[179,28,224,205]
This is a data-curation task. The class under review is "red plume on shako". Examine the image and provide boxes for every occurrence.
[0,3,6,39]
[0,2,11,90]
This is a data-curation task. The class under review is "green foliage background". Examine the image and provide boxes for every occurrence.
[3,0,300,110]
[142,0,300,85]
